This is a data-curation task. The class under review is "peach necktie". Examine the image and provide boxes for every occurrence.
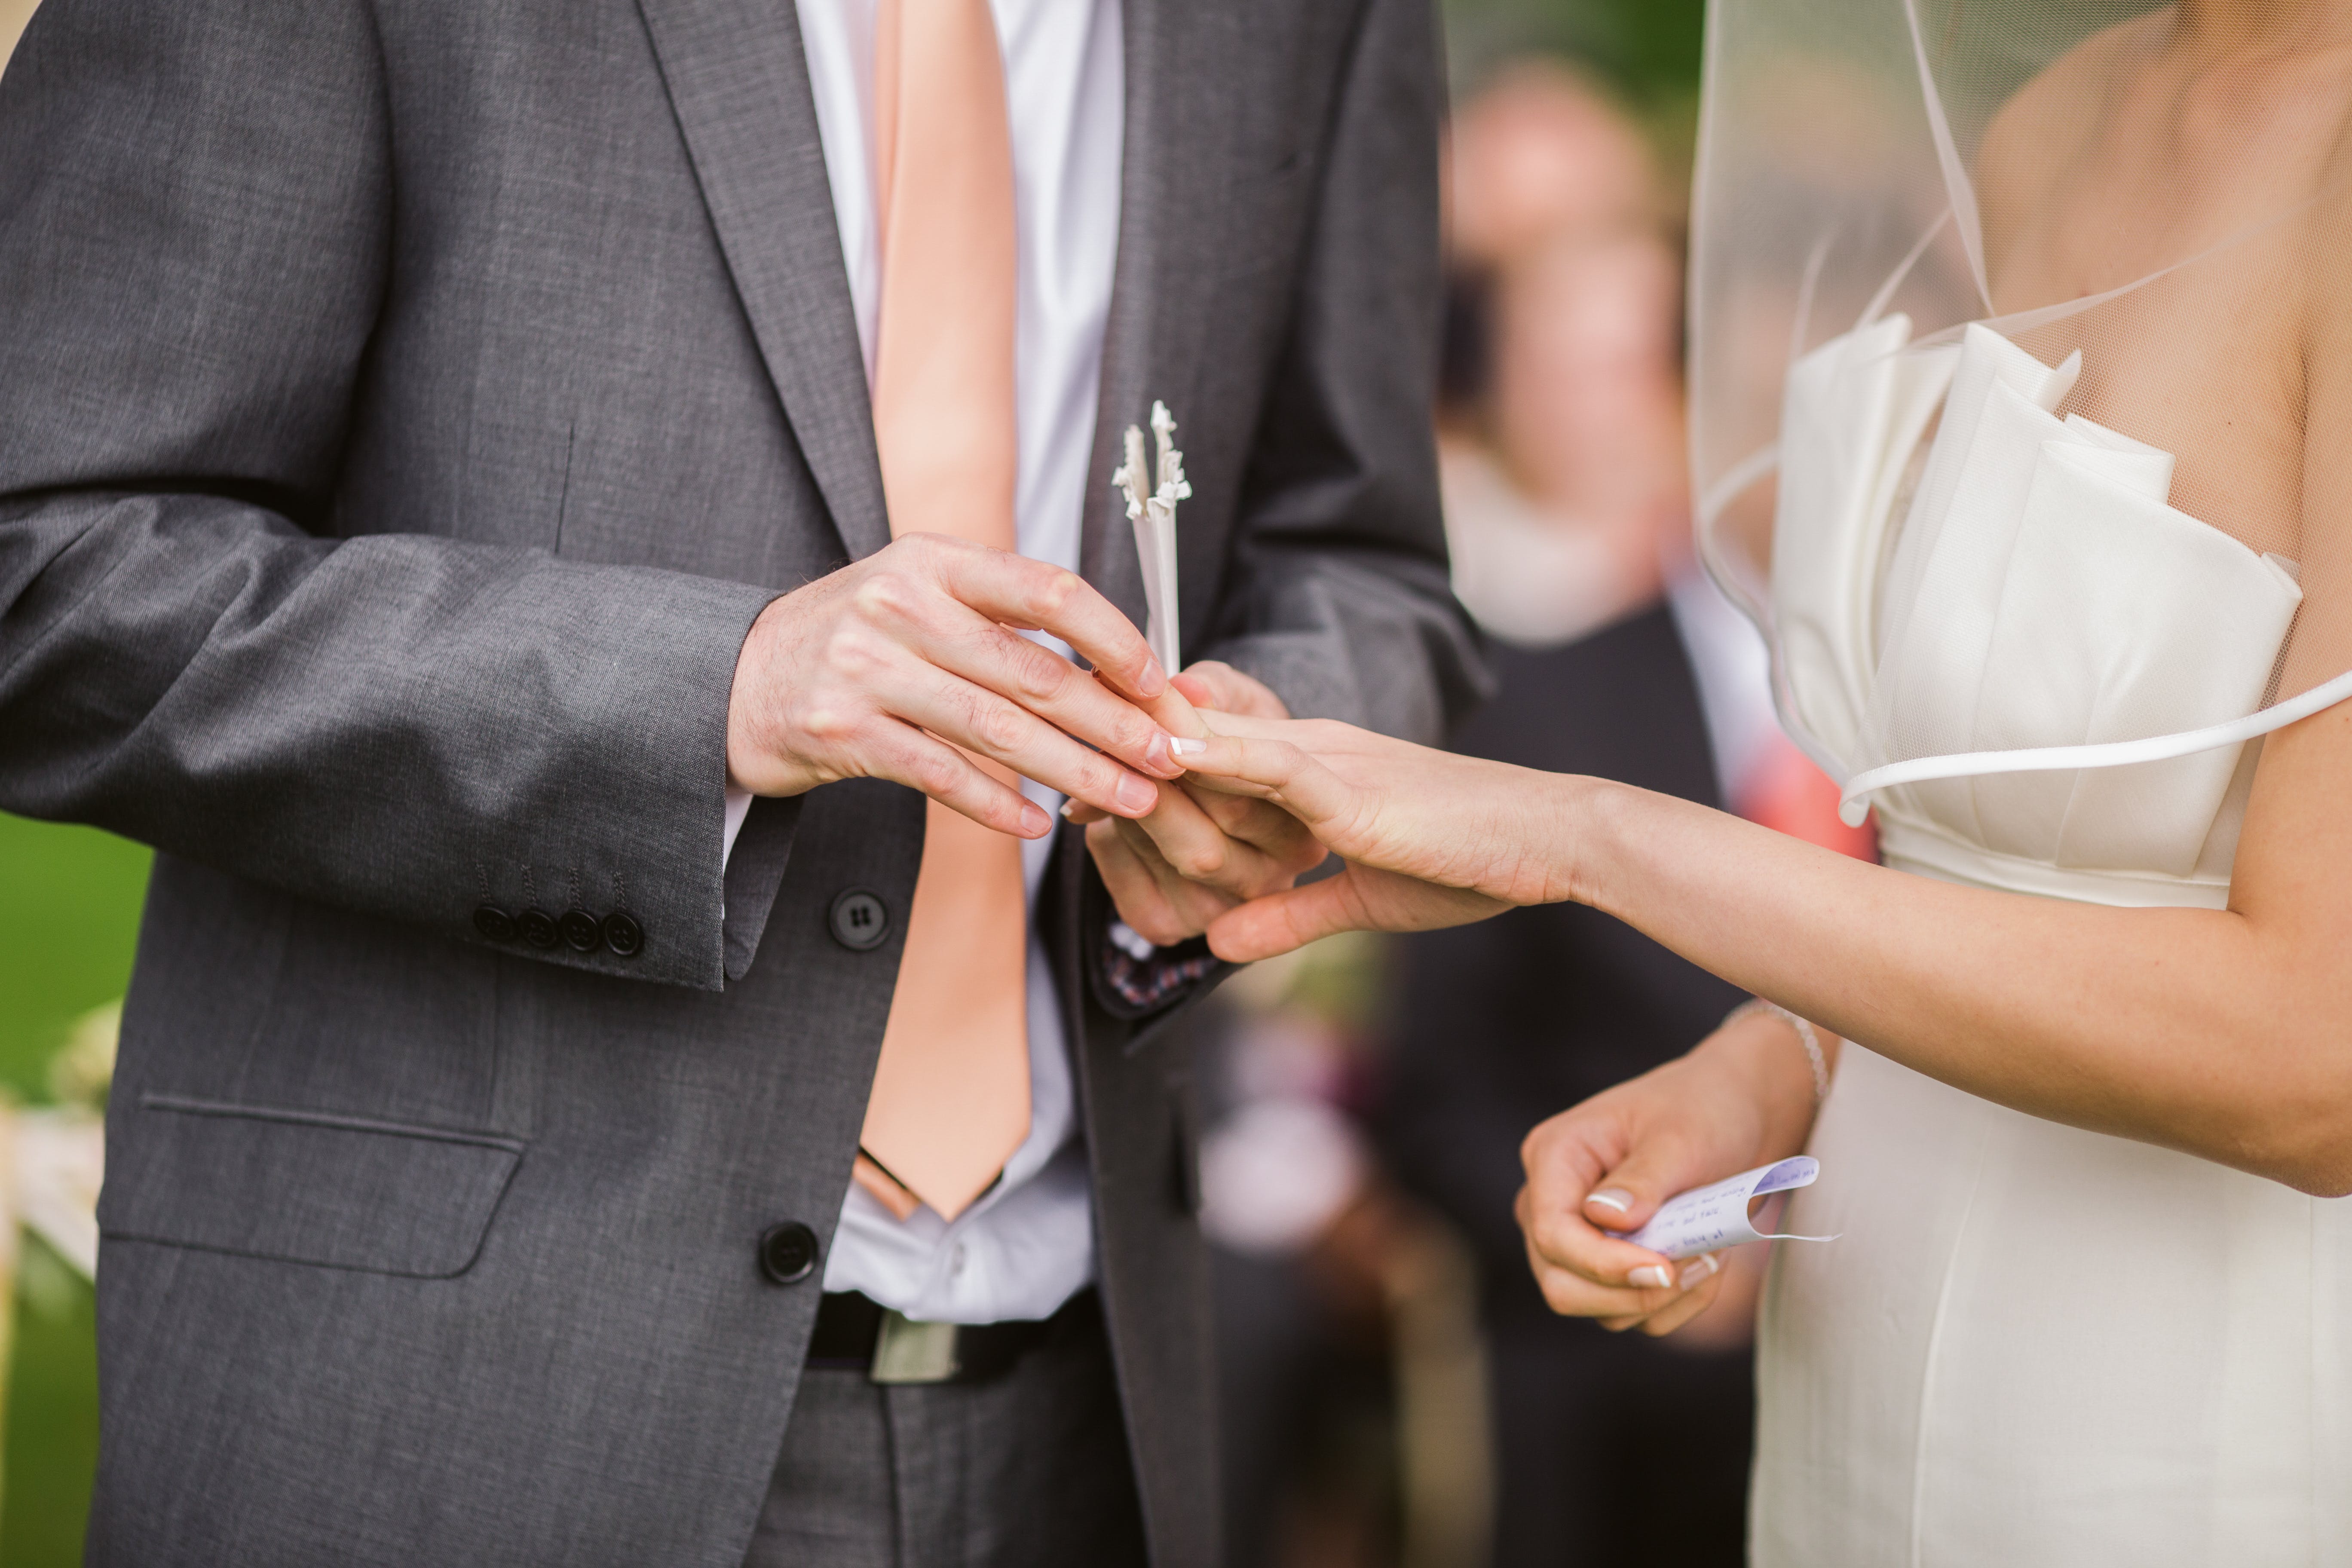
[854,0,1031,1223]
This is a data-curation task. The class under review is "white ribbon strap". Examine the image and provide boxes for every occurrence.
[1837,664,2352,827]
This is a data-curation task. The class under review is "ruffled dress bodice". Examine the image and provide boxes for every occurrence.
[1771,321,2302,906]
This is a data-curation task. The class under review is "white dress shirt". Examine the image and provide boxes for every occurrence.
[724,0,1121,1323]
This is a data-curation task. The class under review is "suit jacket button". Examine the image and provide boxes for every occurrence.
[558,909,602,952]
[473,904,518,943]
[759,1222,820,1285]
[603,911,645,957]
[517,908,560,948]
[829,889,890,952]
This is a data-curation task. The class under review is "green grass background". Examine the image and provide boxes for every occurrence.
[0,1,1703,1560]
[1,815,148,1565]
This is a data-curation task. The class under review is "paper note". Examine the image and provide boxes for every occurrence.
[1606,1157,1835,1261]
[1112,401,1191,677]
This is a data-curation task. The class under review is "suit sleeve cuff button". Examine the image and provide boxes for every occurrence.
[603,910,645,957]
[559,909,603,952]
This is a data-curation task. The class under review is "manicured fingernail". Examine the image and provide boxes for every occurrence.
[1060,799,1079,820]
[1170,736,1207,757]
[1020,803,1053,837]
[1677,1254,1721,1290]
[1586,1188,1632,1214]
[1114,773,1159,815]
[1629,1265,1673,1290]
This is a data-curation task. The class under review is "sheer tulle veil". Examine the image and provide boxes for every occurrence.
[1689,0,2352,850]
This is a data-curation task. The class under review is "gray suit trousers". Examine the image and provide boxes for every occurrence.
[746,1303,1146,1568]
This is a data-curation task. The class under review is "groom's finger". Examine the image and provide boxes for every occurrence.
[1171,660,1289,720]
[1124,782,1293,899]
[1112,815,1243,930]
[1087,815,1202,947]
[1203,875,1362,962]
[1187,786,1327,874]
[1209,861,1505,962]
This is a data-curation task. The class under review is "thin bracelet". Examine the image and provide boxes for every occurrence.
[1726,997,1831,1107]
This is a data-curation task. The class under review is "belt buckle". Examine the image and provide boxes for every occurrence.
[870,1309,961,1384]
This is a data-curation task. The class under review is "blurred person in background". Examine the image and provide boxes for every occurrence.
[1381,63,1868,1567]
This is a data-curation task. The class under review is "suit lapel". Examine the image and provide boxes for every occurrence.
[1081,0,1242,639]
[637,0,891,562]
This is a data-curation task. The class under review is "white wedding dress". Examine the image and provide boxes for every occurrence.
[1746,321,2352,1565]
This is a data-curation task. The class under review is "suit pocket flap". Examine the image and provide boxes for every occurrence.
[101,1094,524,1278]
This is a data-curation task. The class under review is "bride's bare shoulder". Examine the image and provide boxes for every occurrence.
[1975,12,2165,224]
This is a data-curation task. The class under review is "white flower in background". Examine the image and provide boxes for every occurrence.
[1198,1095,1369,1258]
[6,999,115,1285]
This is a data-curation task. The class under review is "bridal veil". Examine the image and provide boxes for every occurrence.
[1689,0,2352,879]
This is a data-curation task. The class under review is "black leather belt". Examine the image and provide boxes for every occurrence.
[805,1287,1098,1384]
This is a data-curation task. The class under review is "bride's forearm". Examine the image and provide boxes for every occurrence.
[1548,775,2352,1195]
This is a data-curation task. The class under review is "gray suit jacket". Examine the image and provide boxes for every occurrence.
[0,0,1479,1562]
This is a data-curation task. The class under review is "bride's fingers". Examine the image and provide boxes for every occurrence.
[1173,733,1357,831]
[1637,1257,1729,1337]
[1186,710,1312,740]
[1165,767,1285,803]
[1568,1130,1720,1238]
[1521,1218,1687,1320]
[1528,1253,1682,1319]
[1519,1157,1694,1291]
[1599,1260,1731,1344]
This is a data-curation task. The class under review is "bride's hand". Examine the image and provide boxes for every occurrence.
[1515,1008,1821,1336]
[1175,716,1574,961]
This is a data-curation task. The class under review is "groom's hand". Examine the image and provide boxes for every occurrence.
[1080,662,1330,945]
[726,533,1188,837]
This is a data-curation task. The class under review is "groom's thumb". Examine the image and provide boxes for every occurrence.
[1205,879,1353,963]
